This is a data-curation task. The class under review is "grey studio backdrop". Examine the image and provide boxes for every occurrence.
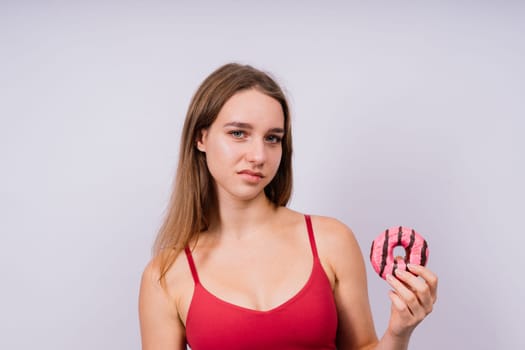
[1,1,523,349]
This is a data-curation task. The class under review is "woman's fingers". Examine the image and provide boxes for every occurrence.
[407,264,439,303]
[386,265,439,336]
[387,272,427,318]
[386,264,438,319]
[388,290,413,318]
[396,271,434,315]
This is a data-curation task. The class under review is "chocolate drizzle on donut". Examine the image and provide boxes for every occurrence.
[379,229,389,277]
[420,240,428,266]
[393,227,403,275]
[392,257,398,277]
[406,230,416,265]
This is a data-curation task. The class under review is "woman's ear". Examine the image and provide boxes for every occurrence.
[196,128,208,152]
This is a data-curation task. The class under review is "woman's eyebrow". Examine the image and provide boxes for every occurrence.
[223,121,252,129]
[223,122,284,134]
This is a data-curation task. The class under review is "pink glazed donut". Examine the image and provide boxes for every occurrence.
[370,226,429,279]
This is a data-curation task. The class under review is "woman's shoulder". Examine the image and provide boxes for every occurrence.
[277,208,358,246]
[143,248,193,287]
[307,214,364,273]
[308,214,358,246]
[140,248,195,308]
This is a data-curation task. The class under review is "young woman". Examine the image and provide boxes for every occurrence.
[139,63,438,350]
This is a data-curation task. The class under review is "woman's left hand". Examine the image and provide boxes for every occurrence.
[385,264,438,339]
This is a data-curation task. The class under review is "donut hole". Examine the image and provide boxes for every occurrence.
[393,245,407,260]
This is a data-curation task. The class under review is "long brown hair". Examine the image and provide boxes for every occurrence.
[153,63,293,283]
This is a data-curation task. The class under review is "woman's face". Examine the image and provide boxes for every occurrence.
[197,88,285,203]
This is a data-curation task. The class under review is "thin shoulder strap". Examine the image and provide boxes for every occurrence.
[184,246,200,284]
[304,215,319,258]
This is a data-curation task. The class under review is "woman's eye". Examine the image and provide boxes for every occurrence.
[266,135,282,144]
[229,130,245,138]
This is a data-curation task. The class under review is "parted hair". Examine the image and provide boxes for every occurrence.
[153,63,293,283]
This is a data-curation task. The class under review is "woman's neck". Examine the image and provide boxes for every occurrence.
[210,192,279,240]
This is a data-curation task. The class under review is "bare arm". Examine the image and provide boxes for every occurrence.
[316,217,378,349]
[139,259,186,350]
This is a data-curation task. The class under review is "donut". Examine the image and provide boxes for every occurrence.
[370,226,429,279]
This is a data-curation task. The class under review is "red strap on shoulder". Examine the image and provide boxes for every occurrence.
[304,215,319,258]
[184,246,200,284]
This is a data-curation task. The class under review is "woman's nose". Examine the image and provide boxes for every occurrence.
[245,139,266,164]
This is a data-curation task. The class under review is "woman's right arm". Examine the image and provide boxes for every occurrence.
[139,259,187,350]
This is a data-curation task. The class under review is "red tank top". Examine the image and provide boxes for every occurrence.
[184,215,338,349]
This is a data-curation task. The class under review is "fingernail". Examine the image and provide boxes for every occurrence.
[407,264,417,269]
[396,269,406,277]
[386,274,394,282]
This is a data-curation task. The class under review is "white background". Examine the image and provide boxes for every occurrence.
[1,1,524,349]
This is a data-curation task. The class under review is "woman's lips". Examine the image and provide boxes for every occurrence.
[238,170,264,183]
